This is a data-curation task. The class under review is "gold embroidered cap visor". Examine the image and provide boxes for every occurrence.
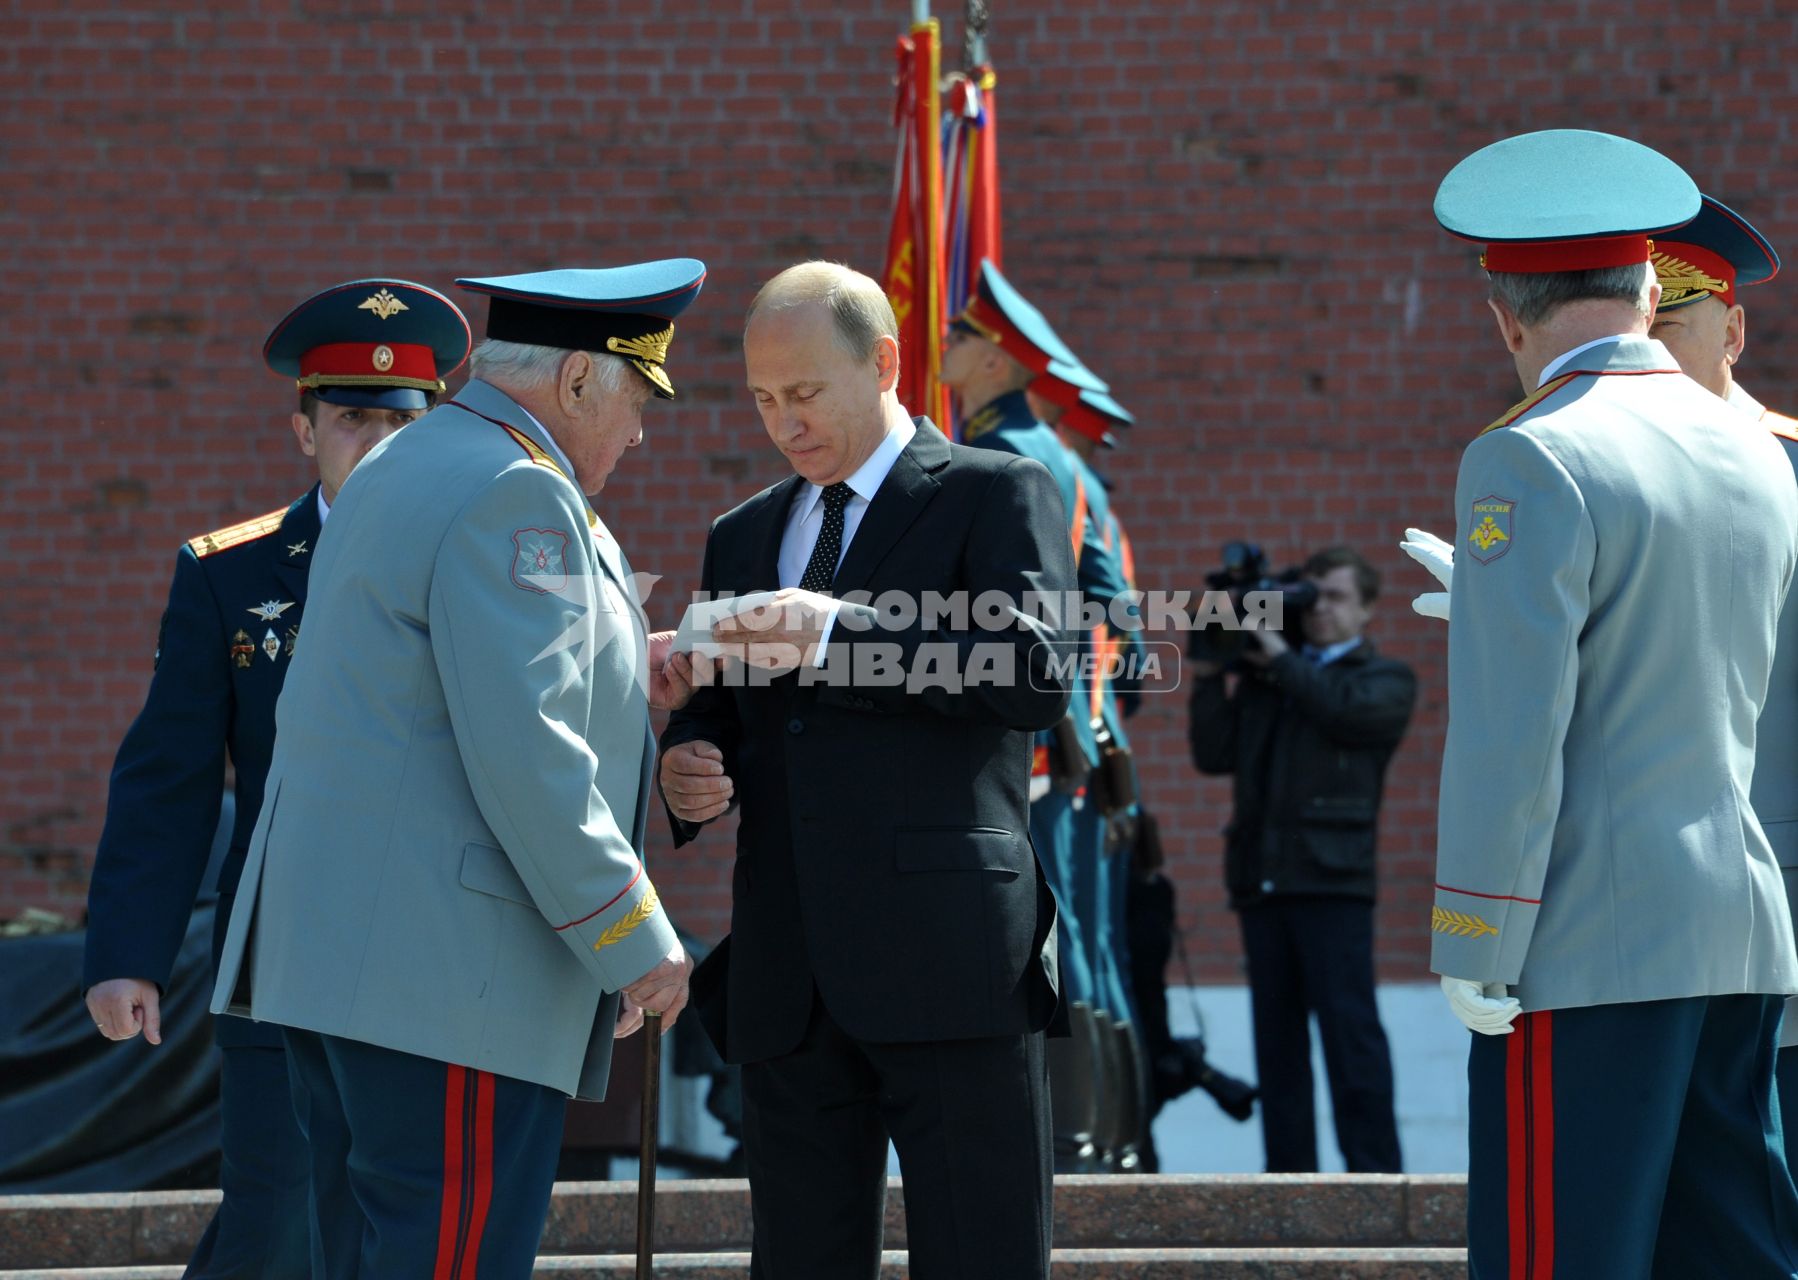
[1652,194,1780,313]
[456,261,708,400]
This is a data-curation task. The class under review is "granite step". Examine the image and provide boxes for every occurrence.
[0,1175,1467,1272]
[2,1251,1470,1280]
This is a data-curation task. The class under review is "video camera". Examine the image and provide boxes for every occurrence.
[1192,541,1319,669]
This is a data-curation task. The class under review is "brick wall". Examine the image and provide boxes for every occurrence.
[7,0,1797,983]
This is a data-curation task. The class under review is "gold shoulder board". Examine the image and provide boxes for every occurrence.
[186,508,286,558]
[1478,372,1580,437]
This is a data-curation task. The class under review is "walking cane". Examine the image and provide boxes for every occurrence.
[635,1010,664,1280]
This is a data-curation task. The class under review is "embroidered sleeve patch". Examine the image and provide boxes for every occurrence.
[1466,495,1515,564]
[1432,906,1499,939]
[511,528,570,594]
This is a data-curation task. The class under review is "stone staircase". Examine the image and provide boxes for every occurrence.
[0,1174,1467,1277]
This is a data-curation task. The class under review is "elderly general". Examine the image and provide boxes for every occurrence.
[213,262,703,1279]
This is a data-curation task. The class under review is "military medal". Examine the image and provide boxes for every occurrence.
[231,629,255,668]
[284,624,299,657]
[249,599,296,623]
[262,629,280,662]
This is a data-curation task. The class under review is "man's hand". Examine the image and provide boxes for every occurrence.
[87,978,162,1045]
[647,630,695,711]
[661,740,734,824]
[1440,974,1521,1035]
[1238,610,1290,668]
[623,942,692,1034]
[1401,528,1453,621]
[711,587,836,674]
[614,992,646,1040]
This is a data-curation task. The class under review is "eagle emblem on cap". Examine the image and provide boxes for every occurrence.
[358,288,410,320]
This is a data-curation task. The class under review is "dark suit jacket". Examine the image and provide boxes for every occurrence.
[662,421,1075,1065]
[85,488,320,1047]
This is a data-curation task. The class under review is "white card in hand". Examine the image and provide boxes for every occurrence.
[670,590,780,654]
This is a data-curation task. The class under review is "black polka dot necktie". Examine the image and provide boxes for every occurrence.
[799,482,854,593]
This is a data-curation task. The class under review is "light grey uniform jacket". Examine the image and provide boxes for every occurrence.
[1432,337,1798,1012]
[1732,381,1798,1043]
[212,379,677,1098]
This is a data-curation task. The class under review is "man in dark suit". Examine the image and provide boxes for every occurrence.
[659,261,1074,1279]
[82,280,470,1278]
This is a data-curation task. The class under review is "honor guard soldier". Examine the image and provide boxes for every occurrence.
[1027,367,1151,1168]
[212,261,704,1279]
[940,260,1131,1169]
[1431,130,1798,1278]
[1649,195,1798,1167]
[82,279,471,1279]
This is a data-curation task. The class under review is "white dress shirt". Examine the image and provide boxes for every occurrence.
[777,419,917,587]
[1301,635,1362,668]
[777,420,917,661]
[317,488,332,525]
[1538,334,1637,387]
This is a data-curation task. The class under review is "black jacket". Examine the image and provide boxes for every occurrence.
[662,422,1074,1065]
[1187,639,1416,907]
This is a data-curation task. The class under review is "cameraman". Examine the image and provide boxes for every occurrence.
[1187,546,1416,1173]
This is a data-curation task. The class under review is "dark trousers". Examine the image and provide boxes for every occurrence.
[1468,995,1798,1280]
[741,995,1051,1280]
[183,1041,310,1279]
[1780,1043,1798,1175]
[284,1029,566,1280]
[1238,897,1399,1172]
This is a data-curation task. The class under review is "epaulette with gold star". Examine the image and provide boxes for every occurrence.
[186,509,286,558]
[1767,410,1798,445]
[1477,372,1581,437]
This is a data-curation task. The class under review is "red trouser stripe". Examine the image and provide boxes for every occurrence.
[433,1067,468,1280]
[462,1070,496,1273]
[1529,1014,1555,1278]
[1506,1012,1556,1278]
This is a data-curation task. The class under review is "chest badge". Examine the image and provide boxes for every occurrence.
[248,599,296,623]
[231,630,255,669]
[287,540,309,557]
[262,629,281,662]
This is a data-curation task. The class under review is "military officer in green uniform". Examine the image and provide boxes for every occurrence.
[83,279,471,1279]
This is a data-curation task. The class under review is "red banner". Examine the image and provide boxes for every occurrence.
[880,21,946,426]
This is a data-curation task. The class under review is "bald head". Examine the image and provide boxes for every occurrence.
[746,261,899,363]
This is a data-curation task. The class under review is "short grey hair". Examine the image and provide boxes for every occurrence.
[467,339,634,395]
[745,261,899,361]
[1487,259,1656,327]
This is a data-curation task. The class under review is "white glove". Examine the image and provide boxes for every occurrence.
[1401,527,1453,621]
[1440,975,1521,1035]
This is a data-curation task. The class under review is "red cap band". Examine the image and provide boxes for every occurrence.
[1481,234,1652,274]
[299,341,440,386]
